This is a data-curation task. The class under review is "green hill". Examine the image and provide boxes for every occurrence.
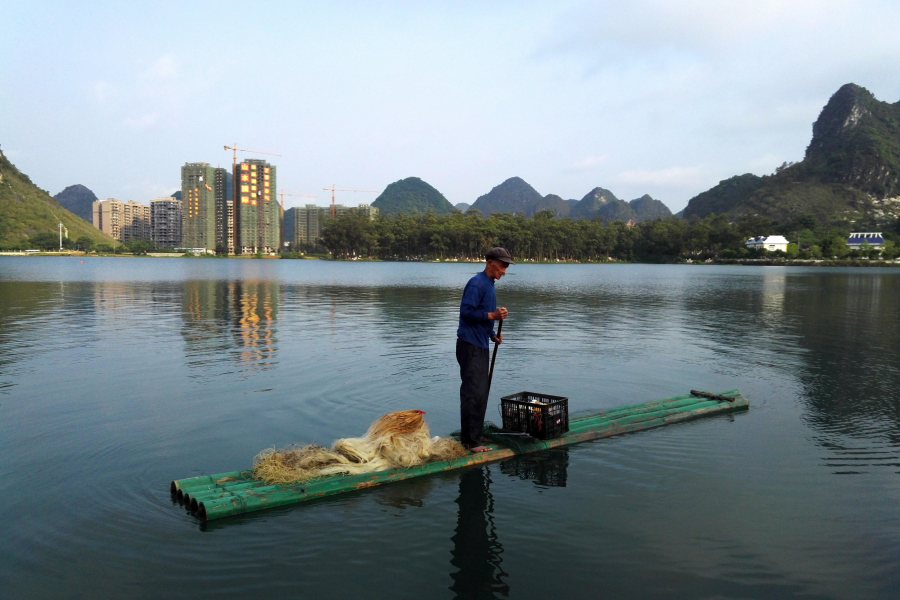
[470,177,543,216]
[0,151,115,249]
[54,184,97,222]
[372,177,454,215]
[683,84,900,223]
[570,187,636,221]
[629,194,672,221]
[528,194,570,217]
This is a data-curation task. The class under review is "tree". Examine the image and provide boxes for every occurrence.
[28,231,62,250]
[829,236,850,258]
[881,240,898,260]
[75,236,95,252]
[124,238,154,255]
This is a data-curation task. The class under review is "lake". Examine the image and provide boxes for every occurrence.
[1,257,898,599]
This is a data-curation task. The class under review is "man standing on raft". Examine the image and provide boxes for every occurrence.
[457,247,513,453]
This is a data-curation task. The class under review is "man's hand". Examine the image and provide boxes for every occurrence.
[490,333,503,344]
[488,306,508,320]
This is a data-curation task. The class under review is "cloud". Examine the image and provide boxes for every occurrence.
[567,154,609,172]
[145,54,177,80]
[617,166,703,187]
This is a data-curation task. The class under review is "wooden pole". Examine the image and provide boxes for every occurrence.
[487,319,504,397]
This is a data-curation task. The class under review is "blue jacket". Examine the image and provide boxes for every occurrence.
[457,271,497,349]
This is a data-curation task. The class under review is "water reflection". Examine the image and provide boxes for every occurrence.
[181,280,279,375]
[786,273,900,471]
[0,281,98,394]
[234,282,278,369]
[450,467,510,600]
[450,450,569,599]
[499,448,569,488]
[674,270,900,473]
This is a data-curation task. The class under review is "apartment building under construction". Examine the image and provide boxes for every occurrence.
[235,159,279,254]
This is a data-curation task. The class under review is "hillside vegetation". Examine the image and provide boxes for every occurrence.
[467,179,673,222]
[372,177,454,215]
[0,151,115,249]
[684,84,900,223]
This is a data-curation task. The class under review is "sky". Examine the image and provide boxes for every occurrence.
[2,1,900,212]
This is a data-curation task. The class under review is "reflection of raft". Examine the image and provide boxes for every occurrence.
[172,389,748,521]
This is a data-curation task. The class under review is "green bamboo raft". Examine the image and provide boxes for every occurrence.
[172,389,747,520]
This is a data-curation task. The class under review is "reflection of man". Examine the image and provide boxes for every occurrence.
[456,248,512,453]
[449,468,509,599]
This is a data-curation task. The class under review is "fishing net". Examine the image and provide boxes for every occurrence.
[252,410,469,485]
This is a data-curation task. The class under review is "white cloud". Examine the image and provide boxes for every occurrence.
[617,166,703,187]
[144,54,177,80]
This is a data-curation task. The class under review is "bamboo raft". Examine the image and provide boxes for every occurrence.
[172,389,748,520]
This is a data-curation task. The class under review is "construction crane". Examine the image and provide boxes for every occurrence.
[222,144,280,254]
[223,143,281,171]
[278,190,317,213]
[323,184,378,219]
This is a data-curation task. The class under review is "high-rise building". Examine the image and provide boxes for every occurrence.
[293,203,380,248]
[330,203,379,220]
[356,203,379,220]
[214,170,233,254]
[150,197,182,248]
[293,204,321,247]
[181,163,227,252]
[92,199,151,242]
[235,159,279,254]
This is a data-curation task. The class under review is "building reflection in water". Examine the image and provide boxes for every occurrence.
[449,449,569,600]
[181,280,279,375]
[234,282,278,369]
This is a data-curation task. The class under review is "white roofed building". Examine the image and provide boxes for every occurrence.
[745,235,790,252]
[846,232,884,250]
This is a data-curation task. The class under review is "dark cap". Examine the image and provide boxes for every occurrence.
[485,247,514,265]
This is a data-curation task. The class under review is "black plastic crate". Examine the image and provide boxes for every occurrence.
[500,391,569,440]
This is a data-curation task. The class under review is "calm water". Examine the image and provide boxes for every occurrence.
[1,258,899,599]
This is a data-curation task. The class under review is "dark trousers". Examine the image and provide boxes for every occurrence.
[457,338,490,448]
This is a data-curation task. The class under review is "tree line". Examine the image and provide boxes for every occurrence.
[18,209,900,260]
[314,209,900,262]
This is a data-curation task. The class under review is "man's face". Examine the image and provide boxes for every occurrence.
[486,259,508,280]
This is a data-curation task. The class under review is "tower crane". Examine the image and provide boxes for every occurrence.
[323,184,378,219]
[278,190,318,213]
[223,143,281,171]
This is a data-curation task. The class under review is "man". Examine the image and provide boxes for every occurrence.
[456,247,513,453]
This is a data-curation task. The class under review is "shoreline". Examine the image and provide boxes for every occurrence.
[2,252,899,267]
